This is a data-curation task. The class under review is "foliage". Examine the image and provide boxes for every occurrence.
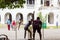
[0,0,25,9]
[38,12,47,23]
[38,12,43,21]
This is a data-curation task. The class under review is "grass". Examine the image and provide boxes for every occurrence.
[0,24,2,28]
[45,26,60,29]
[29,26,60,29]
[0,23,60,29]
[0,24,7,28]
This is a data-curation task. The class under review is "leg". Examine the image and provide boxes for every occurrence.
[14,26,16,31]
[27,29,32,39]
[18,24,20,30]
[33,28,36,40]
[24,30,26,38]
[8,25,10,30]
[11,24,13,30]
[38,31,42,40]
[7,25,9,30]
[37,28,42,40]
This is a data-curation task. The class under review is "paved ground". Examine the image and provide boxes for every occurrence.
[0,27,60,40]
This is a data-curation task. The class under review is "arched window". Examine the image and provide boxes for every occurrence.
[16,13,23,22]
[27,0,35,4]
[41,0,43,4]
[48,13,54,24]
[27,13,33,21]
[44,0,50,6]
[5,13,12,23]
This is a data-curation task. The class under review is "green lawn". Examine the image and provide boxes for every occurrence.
[0,24,7,28]
[0,24,60,29]
[29,26,60,29]
[46,26,59,29]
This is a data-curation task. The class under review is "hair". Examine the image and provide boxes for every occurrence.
[37,17,40,20]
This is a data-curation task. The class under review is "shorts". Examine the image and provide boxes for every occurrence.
[33,26,41,33]
[24,27,28,30]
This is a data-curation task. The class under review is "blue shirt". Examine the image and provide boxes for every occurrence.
[7,19,11,25]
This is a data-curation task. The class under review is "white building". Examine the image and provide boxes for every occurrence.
[0,0,60,28]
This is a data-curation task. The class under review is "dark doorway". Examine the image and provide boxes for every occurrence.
[5,13,12,23]
[27,13,33,21]
[9,14,12,22]
[46,1,50,6]
[16,13,23,22]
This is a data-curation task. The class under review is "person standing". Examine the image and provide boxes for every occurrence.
[12,20,16,30]
[32,17,42,40]
[18,19,23,30]
[7,19,11,30]
[24,20,32,39]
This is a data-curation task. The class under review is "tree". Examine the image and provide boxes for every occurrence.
[38,12,47,29]
[38,12,43,21]
[38,12,47,23]
[0,0,25,9]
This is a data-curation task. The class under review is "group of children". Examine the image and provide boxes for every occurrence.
[6,17,42,40]
[6,19,22,31]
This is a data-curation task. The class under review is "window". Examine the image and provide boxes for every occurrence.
[16,13,23,22]
[41,0,43,4]
[27,13,33,21]
[27,0,35,4]
[48,15,50,23]
[44,0,50,6]
[5,13,12,23]
[48,13,54,24]
[58,0,60,5]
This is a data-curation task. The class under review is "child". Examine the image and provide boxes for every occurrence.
[7,19,11,30]
[12,20,16,30]
[18,19,23,30]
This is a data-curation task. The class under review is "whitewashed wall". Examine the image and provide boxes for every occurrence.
[0,0,60,26]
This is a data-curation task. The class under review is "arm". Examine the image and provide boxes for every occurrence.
[39,21,42,28]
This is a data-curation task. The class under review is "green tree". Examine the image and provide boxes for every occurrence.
[39,13,42,20]
[38,12,47,23]
[38,12,43,22]
[0,0,25,9]
[38,12,47,28]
